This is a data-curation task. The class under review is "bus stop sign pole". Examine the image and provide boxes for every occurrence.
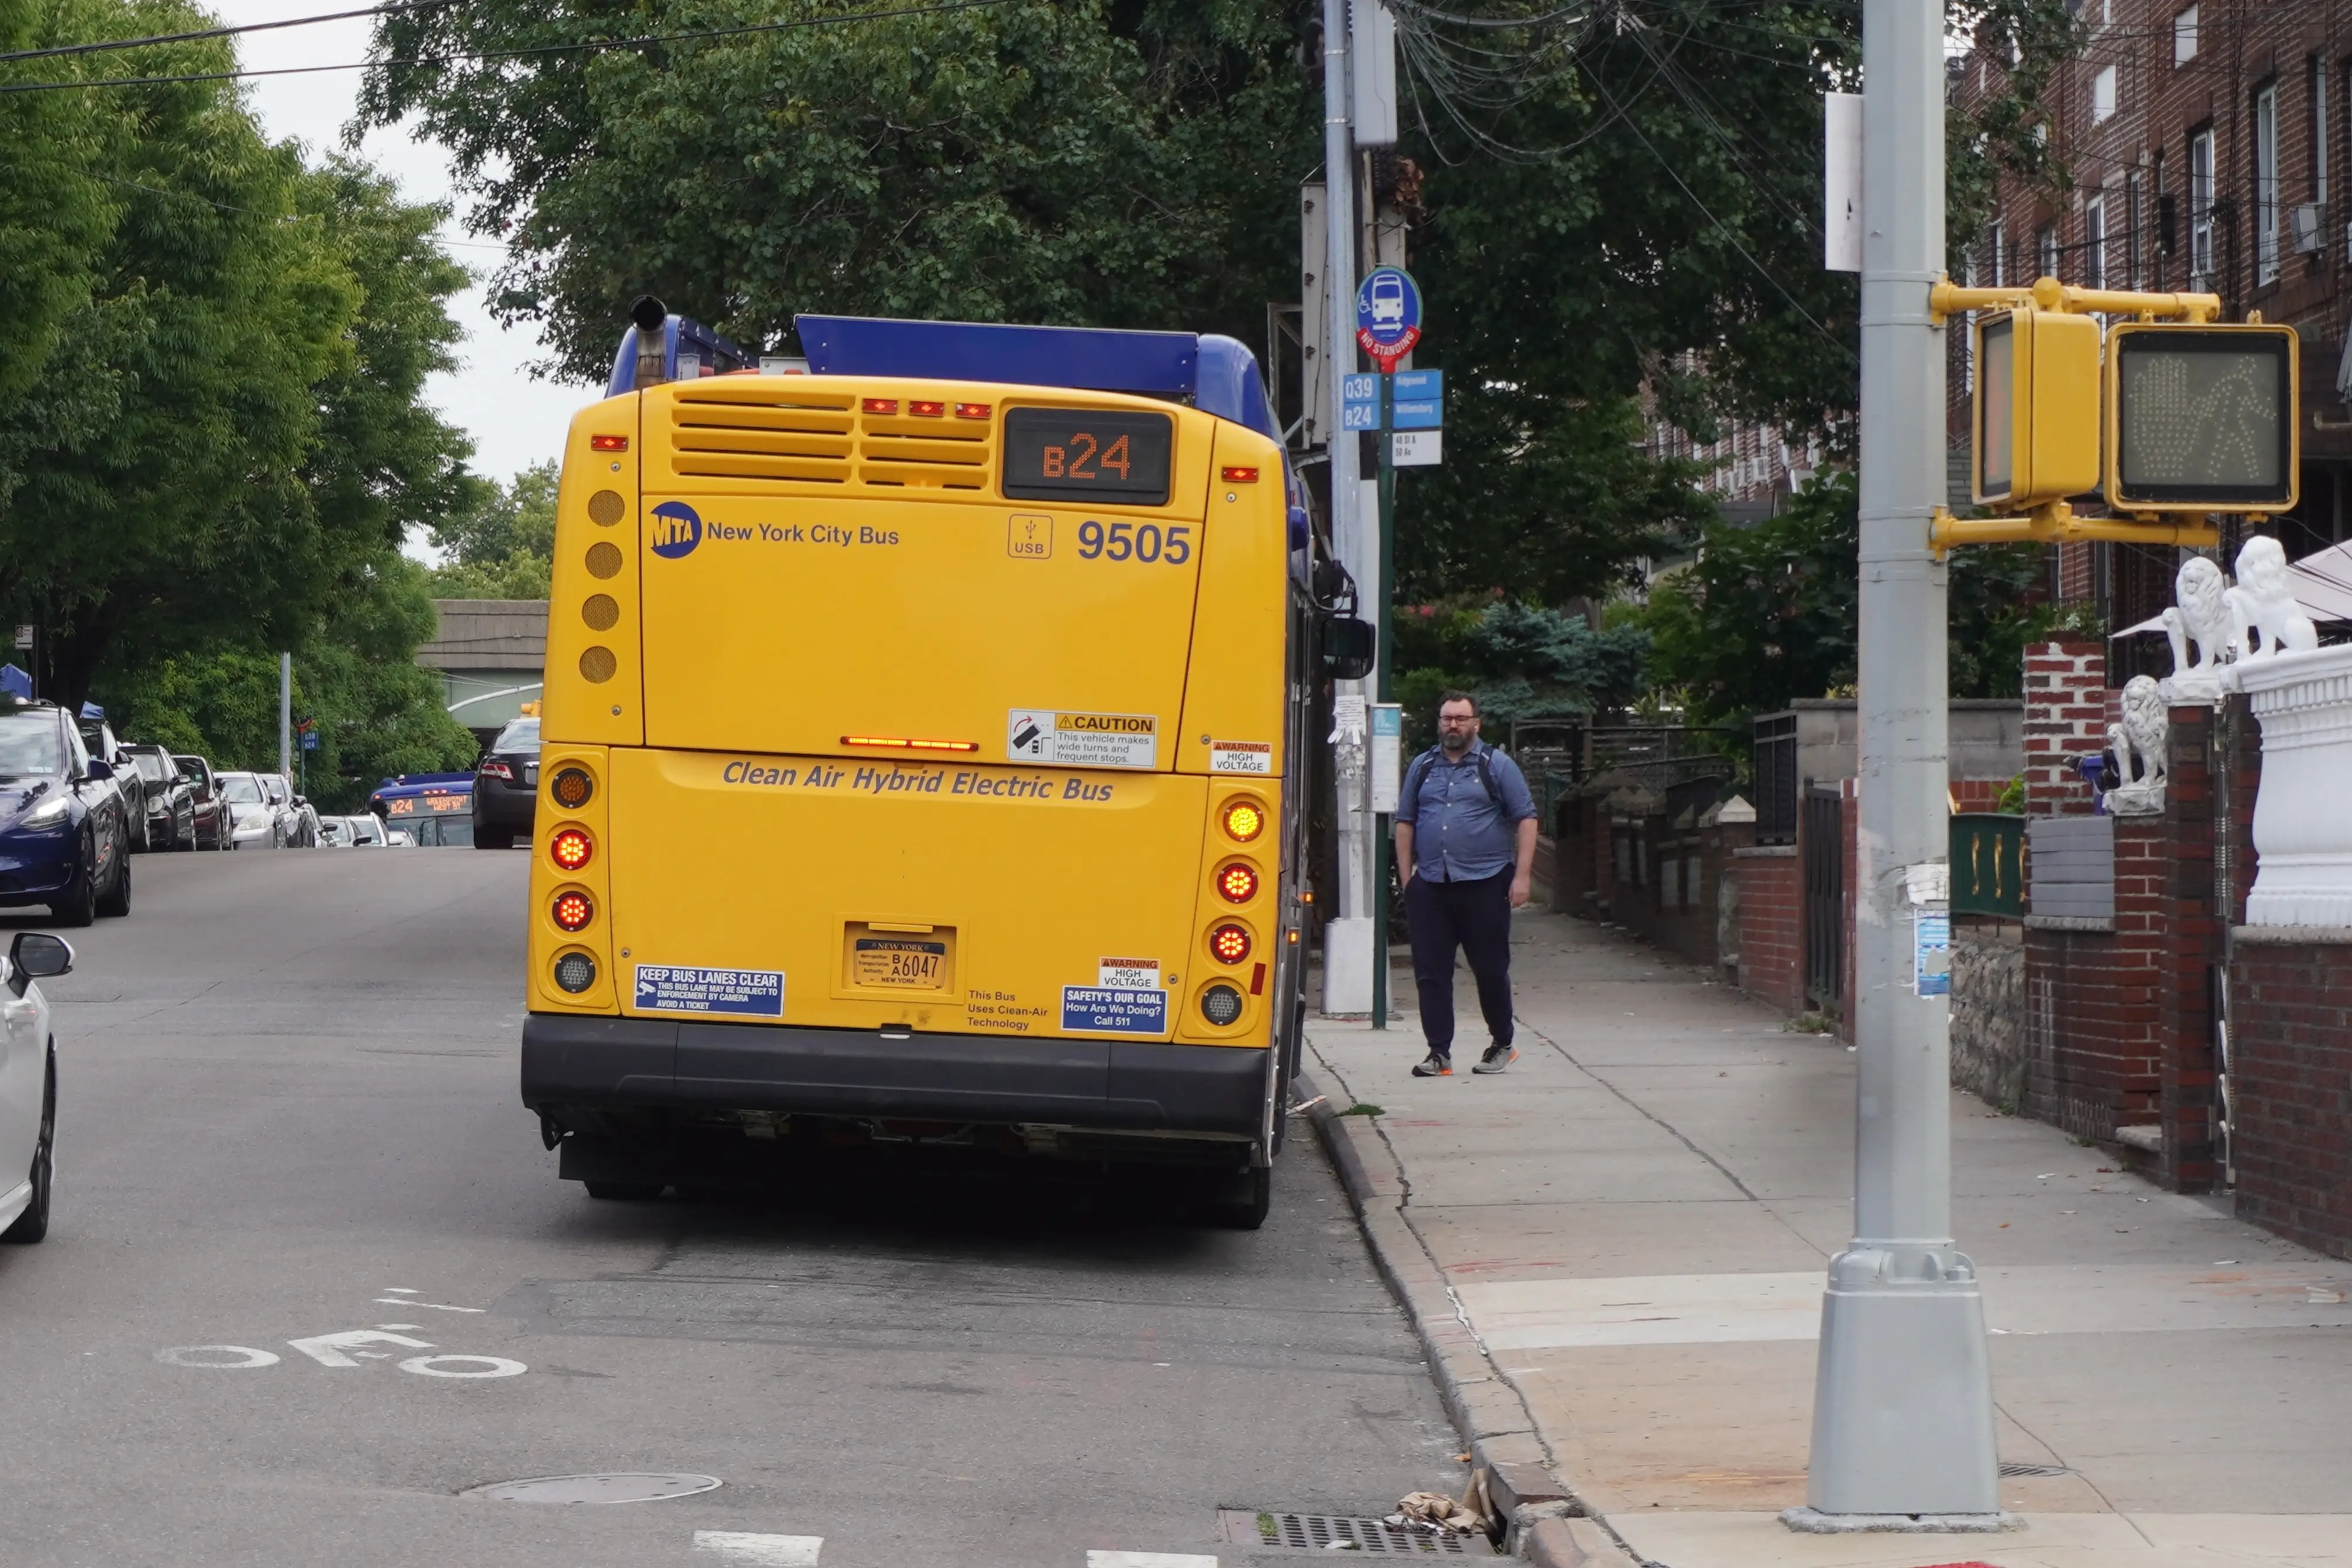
[1793,0,2002,1529]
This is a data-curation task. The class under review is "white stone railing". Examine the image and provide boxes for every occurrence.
[2239,643,2352,927]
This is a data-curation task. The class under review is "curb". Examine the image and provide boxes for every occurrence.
[1296,1063,1609,1561]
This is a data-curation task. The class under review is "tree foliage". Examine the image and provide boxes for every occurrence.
[0,0,478,799]
[429,462,559,599]
[1635,470,2050,729]
[1391,596,1649,744]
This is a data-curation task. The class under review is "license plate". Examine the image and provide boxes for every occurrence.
[851,938,947,989]
[524,764,539,786]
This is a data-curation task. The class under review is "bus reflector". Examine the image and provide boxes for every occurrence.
[1221,800,1265,842]
[954,403,991,419]
[551,890,594,932]
[1250,962,1266,995]
[553,951,597,994]
[862,397,898,414]
[1210,923,1251,964]
[550,827,593,871]
[1220,466,1259,483]
[589,434,628,452]
[1217,863,1259,903]
[1200,984,1244,1026]
[549,766,594,809]
[840,735,980,753]
[908,400,945,417]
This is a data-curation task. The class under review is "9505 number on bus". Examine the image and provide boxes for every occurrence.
[1075,519,1190,564]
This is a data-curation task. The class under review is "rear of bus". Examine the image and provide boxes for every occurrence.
[519,314,1308,1221]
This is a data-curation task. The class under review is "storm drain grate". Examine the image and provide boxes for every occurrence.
[1998,1462,2072,1478]
[1219,1510,1495,1555]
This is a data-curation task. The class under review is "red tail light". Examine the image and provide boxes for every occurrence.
[551,890,594,932]
[549,827,593,872]
[862,397,898,414]
[479,760,514,781]
[589,434,628,452]
[1220,466,1259,483]
[1217,863,1259,903]
[1210,924,1252,965]
[908,400,945,417]
[954,403,991,419]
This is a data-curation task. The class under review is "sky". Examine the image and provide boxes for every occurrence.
[214,0,597,545]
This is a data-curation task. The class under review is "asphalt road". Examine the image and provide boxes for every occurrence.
[0,848,1464,1567]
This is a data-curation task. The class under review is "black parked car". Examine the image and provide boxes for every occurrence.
[471,716,539,850]
[76,716,148,851]
[173,754,228,850]
[0,701,133,924]
[124,745,196,851]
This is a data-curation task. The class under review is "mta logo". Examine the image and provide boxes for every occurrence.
[650,501,702,559]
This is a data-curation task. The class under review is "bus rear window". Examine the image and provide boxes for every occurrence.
[1001,408,1172,506]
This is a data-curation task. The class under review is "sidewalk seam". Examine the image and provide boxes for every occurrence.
[1298,1049,1653,1567]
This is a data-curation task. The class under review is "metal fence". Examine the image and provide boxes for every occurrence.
[1949,813,2025,918]
[1752,711,1798,844]
[1803,785,1845,1009]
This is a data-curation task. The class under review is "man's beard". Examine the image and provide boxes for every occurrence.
[1441,731,1472,754]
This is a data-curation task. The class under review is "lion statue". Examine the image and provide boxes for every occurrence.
[2160,556,2230,700]
[2104,674,2169,816]
[2227,535,2318,663]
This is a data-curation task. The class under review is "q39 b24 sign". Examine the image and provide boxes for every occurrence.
[1002,408,1173,507]
[1355,266,1422,371]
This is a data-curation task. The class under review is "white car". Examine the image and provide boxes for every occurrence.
[1,932,74,1244]
[344,815,389,847]
[215,771,285,849]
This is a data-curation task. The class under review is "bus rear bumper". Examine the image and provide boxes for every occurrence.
[522,1012,1265,1138]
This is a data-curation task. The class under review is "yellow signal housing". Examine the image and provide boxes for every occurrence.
[2104,322,2300,512]
[1972,307,2102,507]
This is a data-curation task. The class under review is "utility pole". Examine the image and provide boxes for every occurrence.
[1319,0,1374,1015]
[279,653,292,783]
[1796,0,2002,1526]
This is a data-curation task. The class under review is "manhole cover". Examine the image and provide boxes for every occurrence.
[465,1472,722,1504]
[1219,1509,1495,1555]
[1997,1462,2071,1478]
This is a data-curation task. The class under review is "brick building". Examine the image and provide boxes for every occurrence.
[1952,0,2352,667]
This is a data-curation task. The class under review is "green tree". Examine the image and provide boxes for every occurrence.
[1390,596,1649,745]
[1635,470,2047,730]
[428,462,558,599]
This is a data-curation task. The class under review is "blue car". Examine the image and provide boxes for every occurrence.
[0,701,133,925]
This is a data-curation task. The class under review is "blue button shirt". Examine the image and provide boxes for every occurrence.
[1396,740,1538,882]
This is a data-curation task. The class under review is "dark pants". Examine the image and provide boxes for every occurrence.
[1404,868,1514,1058]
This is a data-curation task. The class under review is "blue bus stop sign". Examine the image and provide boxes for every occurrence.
[1354,266,1422,370]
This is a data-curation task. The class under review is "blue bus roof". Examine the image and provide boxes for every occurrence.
[371,773,473,798]
[796,315,1281,449]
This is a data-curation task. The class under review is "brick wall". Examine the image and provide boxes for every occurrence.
[2156,706,2222,1190]
[1733,847,1802,1013]
[2227,938,2352,1261]
[2023,641,2106,816]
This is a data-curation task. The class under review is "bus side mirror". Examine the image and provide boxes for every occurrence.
[1322,616,1376,682]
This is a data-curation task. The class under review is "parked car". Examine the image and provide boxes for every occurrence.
[76,716,148,851]
[0,931,75,1244]
[342,814,389,848]
[0,700,133,924]
[257,774,319,848]
[316,817,350,847]
[172,754,228,850]
[215,771,286,850]
[123,745,196,851]
[471,716,540,849]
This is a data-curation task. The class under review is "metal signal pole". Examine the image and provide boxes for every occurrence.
[1796,0,2002,1526]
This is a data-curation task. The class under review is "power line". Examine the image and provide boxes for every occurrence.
[0,0,1025,95]
[0,0,462,66]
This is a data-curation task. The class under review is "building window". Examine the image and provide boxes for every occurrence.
[2084,193,2107,287]
[2174,5,2198,65]
[2037,222,2059,280]
[2257,85,2280,285]
[1990,217,2006,286]
[2126,169,2145,286]
[2315,58,2330,208]
[2093,65,2118,125]
[2191,127,2216,287]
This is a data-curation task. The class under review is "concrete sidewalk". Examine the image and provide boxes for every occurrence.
[1303,910,2352,1568]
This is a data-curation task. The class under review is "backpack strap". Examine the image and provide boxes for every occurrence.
[1404,744,1504,813]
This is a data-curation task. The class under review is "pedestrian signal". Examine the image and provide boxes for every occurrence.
[2105,324,2298,511]
[1972,307,2101,507]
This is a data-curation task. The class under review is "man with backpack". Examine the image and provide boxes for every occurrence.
[1393,691,1540,1078]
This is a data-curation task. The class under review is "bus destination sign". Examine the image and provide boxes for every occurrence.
[1001,408,1172,506]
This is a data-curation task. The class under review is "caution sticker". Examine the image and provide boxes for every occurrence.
[1007,708,1158,769]
[1209,740,1274,775]
[1097,957,1160,989]
[1061,985,1168,1035]
[633,964,784,1017]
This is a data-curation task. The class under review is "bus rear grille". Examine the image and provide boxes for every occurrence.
[660,385,993,491]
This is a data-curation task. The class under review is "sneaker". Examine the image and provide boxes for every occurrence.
[1411,1052,1453,1078]
[1474,1044,1518,1075]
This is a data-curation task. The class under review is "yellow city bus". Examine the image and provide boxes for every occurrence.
[518,307,1359,1225]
